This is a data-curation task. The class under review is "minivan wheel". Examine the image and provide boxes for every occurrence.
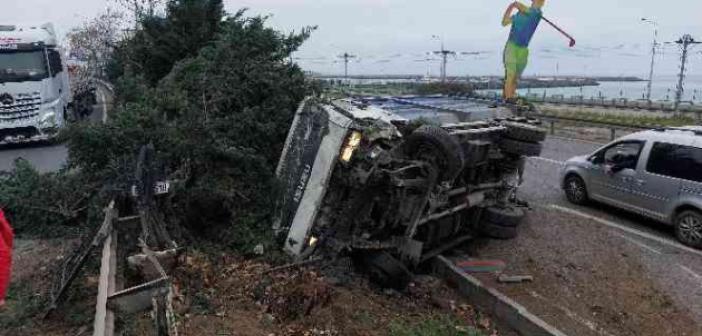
[564,175,588,205]
[675,210,702,248]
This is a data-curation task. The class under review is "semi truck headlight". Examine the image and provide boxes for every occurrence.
[40,110,56,126]
[340,131,363,162]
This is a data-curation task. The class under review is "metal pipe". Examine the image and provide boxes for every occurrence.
[417,192,485,226]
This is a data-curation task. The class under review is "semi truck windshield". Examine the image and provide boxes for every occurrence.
[0,50,48,83]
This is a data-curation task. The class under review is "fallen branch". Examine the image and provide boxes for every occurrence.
[261,257,323,275]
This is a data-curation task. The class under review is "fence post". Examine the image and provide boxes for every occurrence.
[550,121,555,135]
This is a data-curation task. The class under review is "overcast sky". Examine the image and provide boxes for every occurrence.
[2,0,701,77]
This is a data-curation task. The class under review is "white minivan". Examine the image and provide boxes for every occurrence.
[561,127,702,248]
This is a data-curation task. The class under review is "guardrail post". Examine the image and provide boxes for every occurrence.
[94,228,118,336]
[610,128,616,141]
[550,121,555,135]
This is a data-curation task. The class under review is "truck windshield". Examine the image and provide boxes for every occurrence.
[0,50,49,83]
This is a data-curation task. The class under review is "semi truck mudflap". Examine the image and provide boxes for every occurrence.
[274,98,352,256]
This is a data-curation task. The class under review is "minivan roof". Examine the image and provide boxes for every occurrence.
[621,126,702,147]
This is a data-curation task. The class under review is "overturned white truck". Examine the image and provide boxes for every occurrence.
[274,97,546,288]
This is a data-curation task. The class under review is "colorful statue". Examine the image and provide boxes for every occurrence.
[502,0,545,101]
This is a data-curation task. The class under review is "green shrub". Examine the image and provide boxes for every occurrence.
[64,8,315,251]
[0,159,101,238]
[389,315,485,336]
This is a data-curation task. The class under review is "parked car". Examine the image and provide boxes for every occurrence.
[561,127,702,248]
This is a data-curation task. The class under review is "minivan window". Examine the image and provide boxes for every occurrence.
[647,142,702,183]
[593,141,644,170]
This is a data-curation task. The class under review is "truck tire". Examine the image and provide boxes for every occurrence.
[503,122,547,143]
[500,138,543,157]
[480,222,518,240]
[356,251,412,290]
[403,125,465,183]
[482,206,525,227]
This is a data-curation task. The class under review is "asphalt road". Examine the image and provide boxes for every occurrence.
[522,136,702,326]
[0,87,111,173]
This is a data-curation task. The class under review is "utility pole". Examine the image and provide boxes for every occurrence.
[641,18,659,101]
[432,35,455,82]
[339,53,356,80]
[674,35,701,112]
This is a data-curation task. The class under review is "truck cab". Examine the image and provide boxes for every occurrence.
[0,23,71,144]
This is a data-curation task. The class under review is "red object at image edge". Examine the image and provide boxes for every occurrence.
[0,209,13,302]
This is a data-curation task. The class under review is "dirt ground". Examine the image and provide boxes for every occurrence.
[151,252,513,336]
[1,238,95,336]
[463,207,702,336]
[3,238,514,336]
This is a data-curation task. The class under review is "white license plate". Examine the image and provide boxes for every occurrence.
[131,181,171,197]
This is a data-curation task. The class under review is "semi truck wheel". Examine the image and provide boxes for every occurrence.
[503,122,547,143]
[500,138,543,157]
[403,125,464,183]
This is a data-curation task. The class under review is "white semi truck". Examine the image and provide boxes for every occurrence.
[0,23,71,144]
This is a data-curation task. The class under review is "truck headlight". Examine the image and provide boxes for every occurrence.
[340,131,363,162]
[40,110,56,127]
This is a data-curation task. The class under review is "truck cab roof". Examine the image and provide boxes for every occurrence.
[0,23,57,48]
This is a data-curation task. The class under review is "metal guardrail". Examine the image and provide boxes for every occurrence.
[533,114,655,141]
[478,91,702,114]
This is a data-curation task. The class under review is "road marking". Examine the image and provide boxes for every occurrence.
[678,264,702,282]
[529,156,565,166]
[550,204,702,258]
[613,232,662,255]
[100,90,108,124]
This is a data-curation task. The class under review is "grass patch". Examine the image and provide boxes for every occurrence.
[540,108,697,128]
[0,281,46,329]
[388,315,485,336]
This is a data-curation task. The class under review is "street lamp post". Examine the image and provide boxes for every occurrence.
[641,18,659,102]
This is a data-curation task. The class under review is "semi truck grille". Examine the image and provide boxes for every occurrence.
[0,93,41,123]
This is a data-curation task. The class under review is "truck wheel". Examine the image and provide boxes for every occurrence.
[482,206,525,227]
[480,222,518,240]
[403,125,465,183]
[356,251,412,290]
[500,138,543,157]
[564,175,589,205]
[675,210,702,249]
[503,122,547,143]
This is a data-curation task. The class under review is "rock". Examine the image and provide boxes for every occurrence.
[127,248,179,279]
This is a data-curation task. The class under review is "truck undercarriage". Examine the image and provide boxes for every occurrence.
[275,97,546,288]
